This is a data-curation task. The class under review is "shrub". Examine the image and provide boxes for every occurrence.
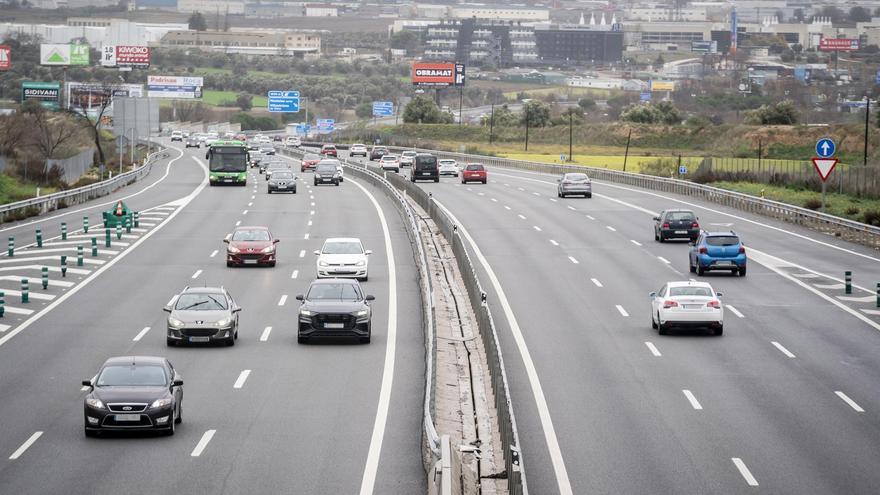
[803,198,823,210]
[640,158,679,177]
[845,206,860,216]
[862,209,880,226]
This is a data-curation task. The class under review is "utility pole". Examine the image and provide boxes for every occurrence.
[458,86,463,126]
[865,96,871,166]
[488,102,495,144]
[524,104,530,151]
[758,138,762,169]
[568,110,573,162]
[622,128,632,172]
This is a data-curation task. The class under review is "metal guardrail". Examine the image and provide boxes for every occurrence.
[0,141,169,225]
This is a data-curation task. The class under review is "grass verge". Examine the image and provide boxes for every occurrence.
[0,174,58,205]
[201,90,268,108]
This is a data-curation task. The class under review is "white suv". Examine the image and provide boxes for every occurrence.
[439,159,459,177]
[400,150,417,167]
[350,144,368,157]
[285,136,301,148]
[314,238,371,281]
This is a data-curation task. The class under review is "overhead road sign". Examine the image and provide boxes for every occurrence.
[316,119,335,133]
[101,45,151,69]
[819,38,860,52]
[812,158,838,182]
[267,90,300,113]
[815,138,835,158]
[0,45,10,71]
[40,44,89,66]
[412,62,466,87]
[372,101,393,117]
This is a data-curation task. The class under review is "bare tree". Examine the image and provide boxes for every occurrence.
[64,85,114,167]
[22,103,82,181]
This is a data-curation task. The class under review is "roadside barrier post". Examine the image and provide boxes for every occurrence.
[125,216,131,234]
[36,229,43,248]
[91,237,98,256]
[845,271,852,295]
[61,222,67,240]
[876,283,880,308]
[0,291,4,317]
[77,246,83,266]
[134,211,139,228]
[61,255,68,277]
[83,216,89,234]
[7,237,13,257]
[41,266,48,289]
[21,279,29,303]
[105,228,111,248]
[116,224,122,240]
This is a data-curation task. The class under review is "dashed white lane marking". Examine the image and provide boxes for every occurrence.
[258,324,274,342]
[191,269,202,279]
[532,192,540,196]
[533,226,542,232]
[304,233,310,239]
[732,458,759,486]
[299,250,306,258]
[630,240,642,246]
[835,391,865,412]
[210,250,218,258]
[311,202,315,206]
[615,305,629,317]
[491,198,498,202]
[606,226,616,232]
[518,214,526,220]
[504,206,511,210]
[504,183,510,187]
[517,187,525,191]
[682,390,703,410]
[247,202,253,207]
[235,221,241,227]
[549,198,557,202]
[586,215,595,220]
[310,210,315,215]
[233,370,251,389]
[657,256,670,264]
[645,342,662,357]
[278,295,288,306]
[251,195,255,200]
[478,192,485,197]
[771,341,796,358]
[308,220,313,226]
[191,430,216,457]
[133,326,151,342]
[242,210,248,215]
[549,240,559,246]
[726,305,744,318]
[567,206,576,211]
[836,295,876,303]
[591,278,603,287]
[568,256,579,265]
[9,431,42,460]
[291,269,299,279]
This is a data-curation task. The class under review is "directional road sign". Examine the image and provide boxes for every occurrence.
[815,137,835,158]
[267,90,300,113]
[372,101,394,117]
[812,158,838,182]
[294,123,311,136]
[316,119,335,133]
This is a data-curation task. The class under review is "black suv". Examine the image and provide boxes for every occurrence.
[654,209,700,242]
[297,279,374,344]
[411,153,439,182]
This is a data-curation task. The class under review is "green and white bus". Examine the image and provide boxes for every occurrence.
[206,140,248,186]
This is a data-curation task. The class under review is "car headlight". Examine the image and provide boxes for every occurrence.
[216,317,232,327]
[356,260,366,267]
[168,317,184,328]
[85,397,104,409]
[300,309,312,316]
[261,245,275,253]
[227,245,240,254]
[150,398,172,409]
[355,310,369,317]
[318,260,329,267]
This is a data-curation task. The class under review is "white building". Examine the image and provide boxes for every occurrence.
[0,19,186,47]
[304,3,338,17]
[177,0,245,15]
[627,6,708,22]
[449,6,549,21]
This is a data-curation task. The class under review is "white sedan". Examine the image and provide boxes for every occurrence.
[350,144,368,157]
[315,238,372,281]
[649,281,724,336]
[379,154,400,172]
[438,159,459,176]
[400,150,417,167]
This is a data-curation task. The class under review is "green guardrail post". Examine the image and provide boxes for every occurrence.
[41,266,48,289]
[0,291,4,317]
[116,223,122,240]
[76,246,83,266]
[7,237,13,257]
[134,211,139,228]
[61,222,67,240]
[61,255,68,277]
[125,216,131,234]
[36,229,43,248]
[845,271,852,295]
[105,228,111,248]
[20,278,28,303]
[83,216,89,234]
[91,237,98,256]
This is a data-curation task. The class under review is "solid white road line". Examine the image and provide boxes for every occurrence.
[348,178,399,495]
[549,240,559,246]
[568,256,579,264]
[299,250,306,258]
[533,226,542,232]
[657,256,670,264]
[518,214,526,220]
[233,370,251,389]
[771,341,796,358]
[191,430,216,457]
[260,326,272,342]
[726,305,744,318]
[616,305,629,317]
[133,326,151,342]
[732,458,759,486]
[645,342,662,357]
[210,250,218,258]
[630,240,642,246]
[835,391,865,412]
[682,390,703,410]
[191,269,202,279]
[291,269,299,279]
[9,432,42,460]
[591,278,603,287]
[606,226,617,232]
[432,199,573,495]
[277,295,287,306]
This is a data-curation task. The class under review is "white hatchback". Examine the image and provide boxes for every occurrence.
[315,238,372,281]
[438,159,459,176]
[649,281,724,336]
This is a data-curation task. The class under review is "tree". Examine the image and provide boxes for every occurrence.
[818,6,844,24]
[744,100,798,125]
[235,92,252,111]
[578,98,597,110]
[403,95,446,124]
[480,104,518,127]
[64,85,115,169]
[355,102,373,119]
[520,100,551,127]
[619,101,681,124]
[389,30,419,54]
[24,104,83,177]
[849,6,871,23]
[793,8,805,22]
[188,12,207,31]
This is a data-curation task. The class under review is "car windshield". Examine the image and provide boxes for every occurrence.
[440,160,456,166]
[316,165,337,173]
[304,154,321,161]
[466,164,484,171]
[706,236,739,246]
[232,229,270,241]
[323,146,336,150]
[268,163,288,169]
[323,241,363,254]
[667,212,695,221]
[565,173,588,181]
[383,155,398,160]
[402,151,417,157]
[669,286,713,297]
[97,365,167,387]
[175,293,228,310]
[273,172,294,179]
[307,283,362,301]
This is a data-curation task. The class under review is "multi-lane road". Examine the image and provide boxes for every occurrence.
[0,143,426,494]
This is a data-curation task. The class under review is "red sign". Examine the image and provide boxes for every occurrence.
[819,38,860,52]
[116,45,150,68]
[0,45,10,70]
[412,62,465,87]
[812,158,838,182]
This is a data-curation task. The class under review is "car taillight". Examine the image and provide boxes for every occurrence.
[562,180,572,184]
[663,300,679,309]
[662,223,670,229]
[699,247,708,254]
[692,222,699,228]
[738,246,746,254]
[707,300,721,309]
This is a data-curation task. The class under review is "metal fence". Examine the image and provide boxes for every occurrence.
[46,148,94,185]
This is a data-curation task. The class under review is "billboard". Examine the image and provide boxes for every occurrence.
[147,75,203,99]
[691,40,717,54]
[101,45,151,69]
[40,44,89,66]
[650,80,675,92]
[22,81,60,110]
[819,38,860,52]
[412,62,466,87]
[0,45,10,70]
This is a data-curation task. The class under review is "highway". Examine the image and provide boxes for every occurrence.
[333,148,880,494]
[0,143,426,494]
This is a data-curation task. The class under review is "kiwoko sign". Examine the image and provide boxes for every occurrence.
[101,45,151,69]
[411,62,466,87]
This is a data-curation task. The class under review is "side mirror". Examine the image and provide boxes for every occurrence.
[273,239,280,244]
[652,217,660,222]
[223,239,230,244]
[648,292,656,298]
[162,306,172,313]
[82,380,92,387]
[172,379,184,387]
[205,152,210,159]
[295,295,304,301]
[365,250,373,255]
[716,292,723,297]
[232,307,242,313]
[313,250,320,255]
[557,178,561,182]
[365,295,375,301]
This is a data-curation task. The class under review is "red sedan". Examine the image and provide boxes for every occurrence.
[320,144,338,157]
[461,163,487,184]
[301,153,322,172]
[224,226,279,267]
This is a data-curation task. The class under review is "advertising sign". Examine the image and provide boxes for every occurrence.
[691,40,717,54]
[21,81,60,110]
[40,44,89,66]
[0,45,10,71]
[372,101,393,117]
[819,38,860,52]
[650,80,675,92]
[147,75,203,99]
[267,90,300,113]
[102,45,151,69]
[412,62,466,87]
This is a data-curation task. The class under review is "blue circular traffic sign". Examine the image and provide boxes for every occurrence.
[816,138,836,158]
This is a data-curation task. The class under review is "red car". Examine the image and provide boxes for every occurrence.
[224,226,279,267]
[301,153,322,172]
[461,163,487,184]
[320,144,338,157]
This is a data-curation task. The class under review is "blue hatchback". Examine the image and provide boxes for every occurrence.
[689,231,747,277]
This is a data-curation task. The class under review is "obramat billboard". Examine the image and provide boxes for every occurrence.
[411,62,465,87]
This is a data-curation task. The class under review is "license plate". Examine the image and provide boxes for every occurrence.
[277,185,287,189]
[244,259,258,265]
[684,304,703,309]
[715,261,733,266]
[324,323,344,329]
[224,178,233,182]
[421,172,430,175]
[189,336,210,343]
[115,414,140,421]
[675,230,687,234]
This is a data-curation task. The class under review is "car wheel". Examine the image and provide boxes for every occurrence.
[360,335,371,344]
[293,188,297,194]
[166,417,175,436]
[360,275,368,282]
[166,338,176,347]
[84,428,99,438]
[434,178,439,183]
[297,336,308,344]
[482,180,487,184]
[739,266,747,277]
[227,261,234,267]
[314,179,318,186]
[689,261,696,273]
[658,318,668,335]
[269,261,276,267]
[175,402,182,424]
[461,180,466,184]
[586,193,592,198]
[715,325,724,336]
[658,233,665,243]
[654,230,660,241]
[651,313,658,329]
[697,265,705,276]
[226,336,235,346]
[268,189,272,194]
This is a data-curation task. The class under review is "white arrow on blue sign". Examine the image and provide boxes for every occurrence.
[815,138,835,158]
[267,90,300,113]
[372,101,394,117]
